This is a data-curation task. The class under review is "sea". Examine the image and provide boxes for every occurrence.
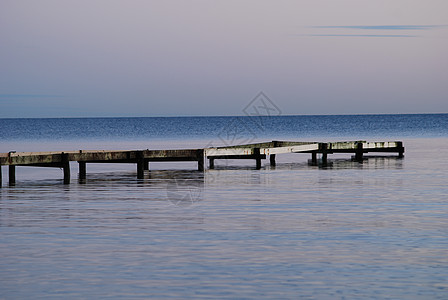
[0,114,447,299]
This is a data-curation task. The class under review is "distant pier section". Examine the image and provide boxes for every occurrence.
[0,140,404,186]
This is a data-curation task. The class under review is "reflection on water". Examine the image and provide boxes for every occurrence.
[164,171,204,206]
[1,146,448,299]
[317,156,404,170]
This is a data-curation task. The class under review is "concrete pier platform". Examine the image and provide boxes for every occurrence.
[0,140,404,186]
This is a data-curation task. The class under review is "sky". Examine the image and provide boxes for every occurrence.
[1,0,447,118]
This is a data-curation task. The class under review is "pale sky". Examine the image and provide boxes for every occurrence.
[1,0,447,118]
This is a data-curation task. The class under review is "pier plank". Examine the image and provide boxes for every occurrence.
[205,148,254,157]
[261,143,319,155]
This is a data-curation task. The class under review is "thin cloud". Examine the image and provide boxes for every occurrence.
[0,94,65,99]
[306,34,416,38]
[304,25,447,38]
[312,25,444,30]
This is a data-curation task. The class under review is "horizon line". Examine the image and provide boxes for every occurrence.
[1,112,447,120]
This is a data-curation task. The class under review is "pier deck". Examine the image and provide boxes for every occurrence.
[0,140,404,186]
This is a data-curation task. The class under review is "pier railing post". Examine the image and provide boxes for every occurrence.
[209,158,215,169]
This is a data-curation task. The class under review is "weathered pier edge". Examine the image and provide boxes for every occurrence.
[0,140,404,186]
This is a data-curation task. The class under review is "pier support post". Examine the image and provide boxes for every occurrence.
[136,151,145,179]
[355,142,364,162]
[78,161,86,181]
[321,143,328,167]
[397,141,404,158]
[9,165,16,186]
[270,141,278,167]
[254,148,262,170]
[209,158,215,169]
[322,153,328,166]
[143,160,149,171]
[311,152,317,165]
[197,149,205,171]
[62,153,70,184]
[0,164,2,188]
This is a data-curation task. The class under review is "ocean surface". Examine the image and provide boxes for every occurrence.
[1,114,447,299]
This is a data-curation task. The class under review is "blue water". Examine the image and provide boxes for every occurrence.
[1,114,447,299]
[1,114,447,142]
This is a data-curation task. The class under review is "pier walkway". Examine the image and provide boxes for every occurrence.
[0,140,404,186]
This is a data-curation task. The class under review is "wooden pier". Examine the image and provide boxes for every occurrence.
[0,140,404,186]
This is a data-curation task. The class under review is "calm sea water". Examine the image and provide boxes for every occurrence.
[1,114,447,299]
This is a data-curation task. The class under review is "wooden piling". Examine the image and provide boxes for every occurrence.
[9,165,16,186]
[78,161,86,180]
[355,142,364,162]
[197,149,205,171]
[136,151,145,179]
[311,152,317,165]
[320,143,328,166]
[270,141,278,166]
[62,153,70,184]
[397,141,404,158]
[254,148,262,169]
